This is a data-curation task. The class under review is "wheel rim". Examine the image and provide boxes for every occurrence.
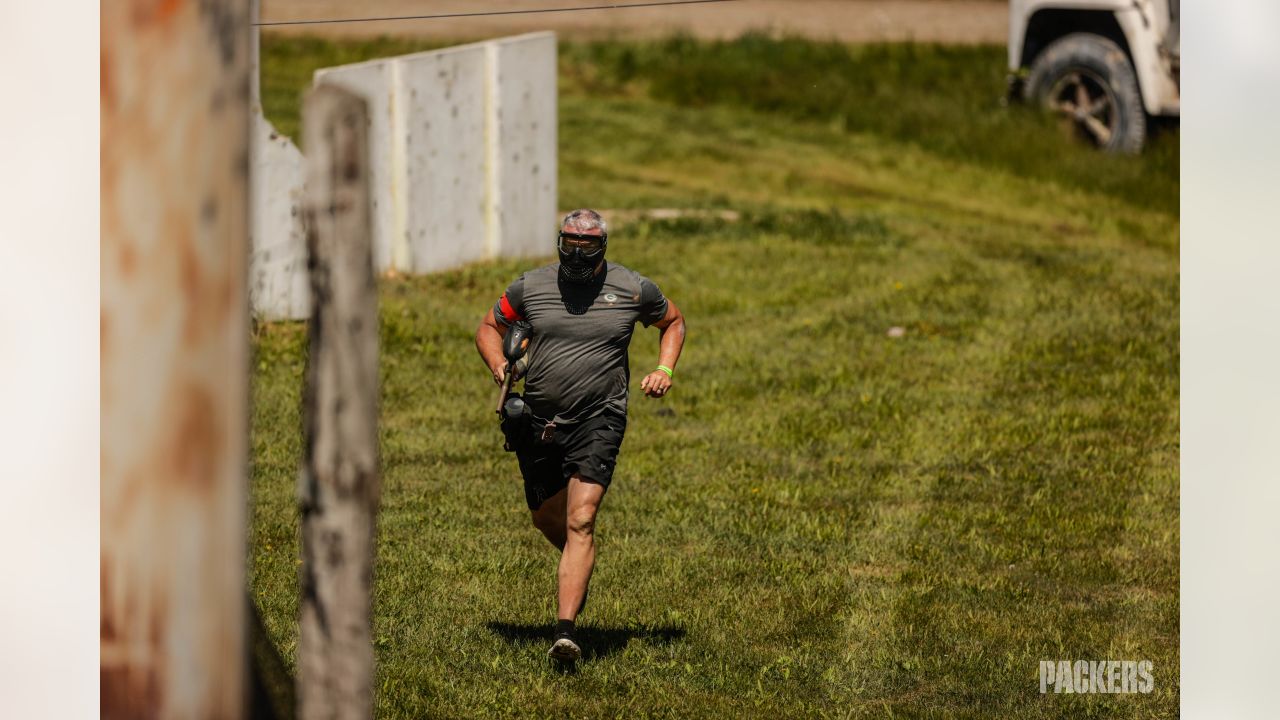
[1046,69,1118,148]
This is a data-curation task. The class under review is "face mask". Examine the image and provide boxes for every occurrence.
[557,231,607,284]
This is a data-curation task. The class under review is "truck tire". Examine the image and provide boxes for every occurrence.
[1024,32,1146,153]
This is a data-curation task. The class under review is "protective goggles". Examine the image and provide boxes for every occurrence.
[557,231,606,255]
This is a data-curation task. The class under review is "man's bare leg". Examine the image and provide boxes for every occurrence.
[530,487,567,551]
[558,474,605,622]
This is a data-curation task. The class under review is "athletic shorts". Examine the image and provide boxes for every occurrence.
[515,411,627,511]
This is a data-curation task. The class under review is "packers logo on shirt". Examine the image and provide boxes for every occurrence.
[604,293,618,304]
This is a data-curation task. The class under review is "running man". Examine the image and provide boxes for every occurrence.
[475,209,686,661]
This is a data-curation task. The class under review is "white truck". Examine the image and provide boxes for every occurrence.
[1008,0,1180,153]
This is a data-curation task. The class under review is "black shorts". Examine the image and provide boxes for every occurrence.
[516,411,627,511]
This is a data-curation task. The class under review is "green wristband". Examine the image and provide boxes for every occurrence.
[656,365,674,378]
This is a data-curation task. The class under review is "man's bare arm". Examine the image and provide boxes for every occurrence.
[475,308,511,385]
[640,300,685,398]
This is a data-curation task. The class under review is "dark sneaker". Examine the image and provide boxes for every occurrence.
[547,631,582,662]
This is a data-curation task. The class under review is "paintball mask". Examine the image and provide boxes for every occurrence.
[557,230,607,284]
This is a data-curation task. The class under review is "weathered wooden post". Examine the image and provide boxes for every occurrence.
[101,0,251,716]
[297,84,381,720]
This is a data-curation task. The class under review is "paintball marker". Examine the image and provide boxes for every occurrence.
[495,320,533,416]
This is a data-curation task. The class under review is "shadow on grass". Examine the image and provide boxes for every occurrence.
[485,621,687,663]
[248,594,294,720]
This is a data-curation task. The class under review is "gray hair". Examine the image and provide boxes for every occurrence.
[561,208,608,236]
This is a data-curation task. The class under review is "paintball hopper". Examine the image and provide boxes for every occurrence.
[504,320,534,365]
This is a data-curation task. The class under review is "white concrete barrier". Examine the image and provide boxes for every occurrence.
[487,34,558,260]
[314,59,402,272]
[249,32,557,319]
[401,44,489,273]
[315,31,557,275]
[249,113,310,321]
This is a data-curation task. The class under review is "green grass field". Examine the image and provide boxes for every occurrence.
[252,35,1179,718]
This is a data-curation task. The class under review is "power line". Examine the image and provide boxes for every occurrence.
[255,0,740,27]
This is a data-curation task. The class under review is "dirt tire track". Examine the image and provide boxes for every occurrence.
[261,0,1008,44]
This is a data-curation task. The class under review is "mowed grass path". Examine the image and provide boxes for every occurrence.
[252,37,1178,717]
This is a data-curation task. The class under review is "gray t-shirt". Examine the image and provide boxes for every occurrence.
[493,261,668,425]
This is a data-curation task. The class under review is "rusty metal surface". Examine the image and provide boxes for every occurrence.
[101,0,251,716]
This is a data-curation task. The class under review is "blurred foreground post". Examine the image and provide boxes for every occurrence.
[297,85,381,720]
[101,0,251,716]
